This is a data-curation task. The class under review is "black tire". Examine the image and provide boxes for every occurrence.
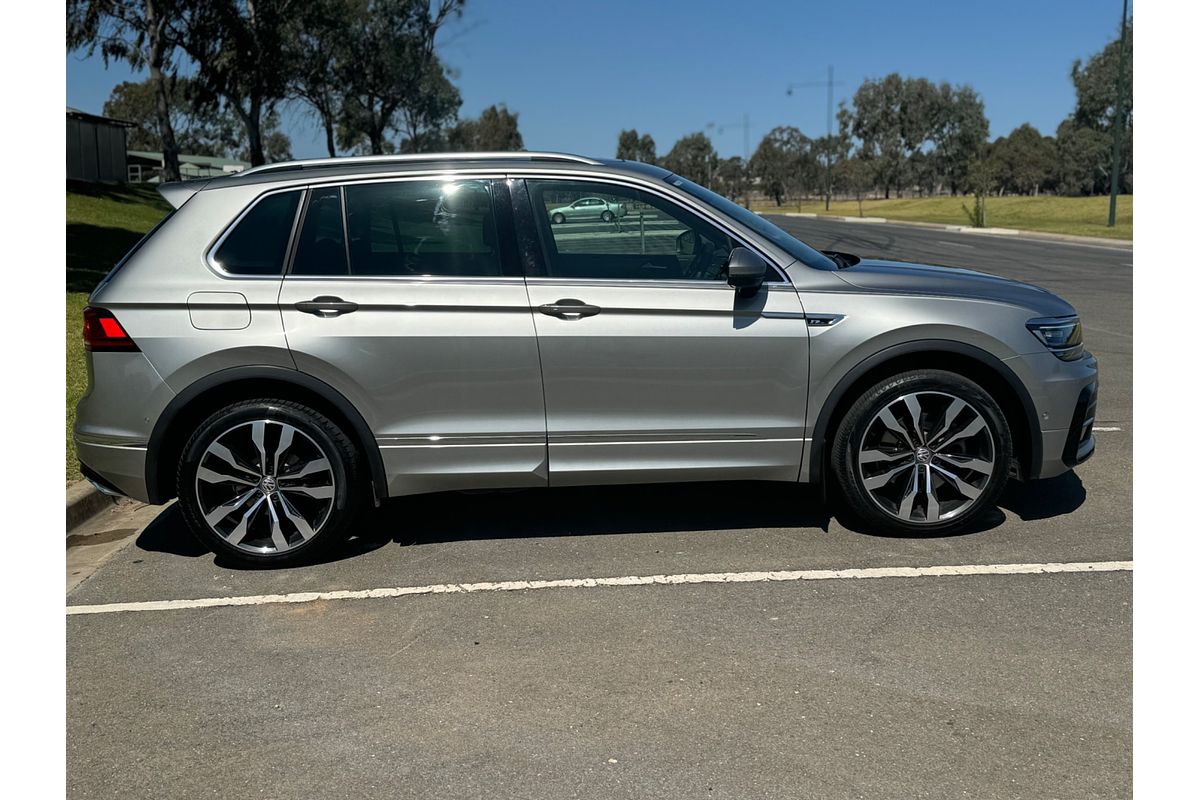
[600,210,614,222]
[551,212,565,224]
[831,370,1011,535]
[176,399,364,566]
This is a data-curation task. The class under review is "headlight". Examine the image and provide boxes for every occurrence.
[1027,316,1083,360]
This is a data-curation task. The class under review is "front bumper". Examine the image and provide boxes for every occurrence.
[1009,350,1099,479]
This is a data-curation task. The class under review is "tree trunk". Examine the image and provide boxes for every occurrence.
[323,116,337,158]
[144,0,180,181]
[234,99,265,166]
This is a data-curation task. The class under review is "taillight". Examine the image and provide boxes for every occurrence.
[82,307,139,352]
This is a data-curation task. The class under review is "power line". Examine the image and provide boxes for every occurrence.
[706,114,750,161]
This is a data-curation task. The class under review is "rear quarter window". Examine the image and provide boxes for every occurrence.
[212,190,302,275]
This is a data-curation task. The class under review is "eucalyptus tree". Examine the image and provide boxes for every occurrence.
[67,0,187,179]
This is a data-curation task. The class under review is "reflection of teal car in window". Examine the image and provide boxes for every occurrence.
[548,196,628,224]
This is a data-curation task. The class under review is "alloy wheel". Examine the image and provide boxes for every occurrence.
[194,419,336,554]
[856,391,996,525]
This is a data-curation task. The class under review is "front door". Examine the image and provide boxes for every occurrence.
[516,177,810,486]
[278,177,547,496]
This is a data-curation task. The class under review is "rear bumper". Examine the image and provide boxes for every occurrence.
[75,437,152,503]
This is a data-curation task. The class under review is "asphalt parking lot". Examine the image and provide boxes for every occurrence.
[67,218,1132,799]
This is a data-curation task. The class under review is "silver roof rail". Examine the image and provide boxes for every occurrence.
[238,151,604,177]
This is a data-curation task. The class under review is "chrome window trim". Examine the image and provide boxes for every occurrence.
[203,167,799,283]
[203,185,306,281]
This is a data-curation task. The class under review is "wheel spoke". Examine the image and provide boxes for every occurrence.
[927,398,966,445]
[897,465,919,520]
[924,465,940,522]
[878,406,916,449]
[203,487,258,528]
[860,448,911,465]
[272,424,295,477]
[863,461,915,491]
[264,495,290,551]
[251,421,268,474]
[225,494,266,546]
[276,492,317,541]
[196,466,255,487]
[205,442,258,478]
[935,453,994,477]
[902,394,926,445]
[932,415,986,451]
[280,484,335,500]
[931,463,982,500]
[278,456,332,482]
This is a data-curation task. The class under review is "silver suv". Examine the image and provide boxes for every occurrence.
[75,152,1098,565]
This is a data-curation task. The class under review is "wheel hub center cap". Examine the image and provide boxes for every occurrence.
[259,476,277,494]
[915,447,933,464]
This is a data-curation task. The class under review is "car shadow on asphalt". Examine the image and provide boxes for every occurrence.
[134,474,1088,569]
[998,471,1088,521]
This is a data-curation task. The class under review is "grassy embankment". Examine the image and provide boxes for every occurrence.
[752,194,1132,240]
[66,181,171,481]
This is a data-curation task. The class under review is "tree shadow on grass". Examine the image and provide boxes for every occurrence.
[66,222,144,292]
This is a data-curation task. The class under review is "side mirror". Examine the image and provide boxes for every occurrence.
[675,229,697,257]
[726,247,769,295]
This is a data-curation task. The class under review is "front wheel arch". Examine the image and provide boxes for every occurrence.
[146,367,387,507]
[809,341,1039,488]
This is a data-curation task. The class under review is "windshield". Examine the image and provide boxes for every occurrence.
[665,175,838,271]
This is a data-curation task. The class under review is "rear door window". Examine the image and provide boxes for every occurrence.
[212,190,301,276]
[342,180,503,277]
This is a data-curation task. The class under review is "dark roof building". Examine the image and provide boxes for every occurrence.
[66,107,134,183]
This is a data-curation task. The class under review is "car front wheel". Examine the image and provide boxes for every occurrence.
[551,212,565,224]
[176,399,364,565]
[831,370,1012,534]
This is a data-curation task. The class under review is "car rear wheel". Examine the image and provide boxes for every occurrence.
[600,210,614,222]
[176,399,364,566]
[551,212,565,224]
[831,370,1011,534]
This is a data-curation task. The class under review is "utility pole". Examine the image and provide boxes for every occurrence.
[788,66,844,210]
[1108,0,1129,227]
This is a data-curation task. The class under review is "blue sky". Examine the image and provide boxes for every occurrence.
[66,0,1125,160]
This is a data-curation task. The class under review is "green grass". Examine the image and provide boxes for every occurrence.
[66,181,171,482]
[753,195,1133,240]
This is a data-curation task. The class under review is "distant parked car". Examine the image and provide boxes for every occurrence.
[548,196,627,224]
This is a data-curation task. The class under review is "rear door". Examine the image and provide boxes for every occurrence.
[277,176,547,496]
[514,176,810,486]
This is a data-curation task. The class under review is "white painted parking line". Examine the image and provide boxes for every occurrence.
[66,561,1132,616]
[1093,426,1124,432]
[936,240,976,249]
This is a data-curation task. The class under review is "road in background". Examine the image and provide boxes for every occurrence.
[68,219,1132,799]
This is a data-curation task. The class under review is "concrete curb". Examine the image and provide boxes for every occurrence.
[66,480,115,535]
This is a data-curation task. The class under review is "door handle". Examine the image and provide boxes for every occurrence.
[295,296,359,317]
[538,299,601,319]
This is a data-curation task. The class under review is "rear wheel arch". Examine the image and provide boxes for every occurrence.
[809,340,1039,487]
[146,366,387,506]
